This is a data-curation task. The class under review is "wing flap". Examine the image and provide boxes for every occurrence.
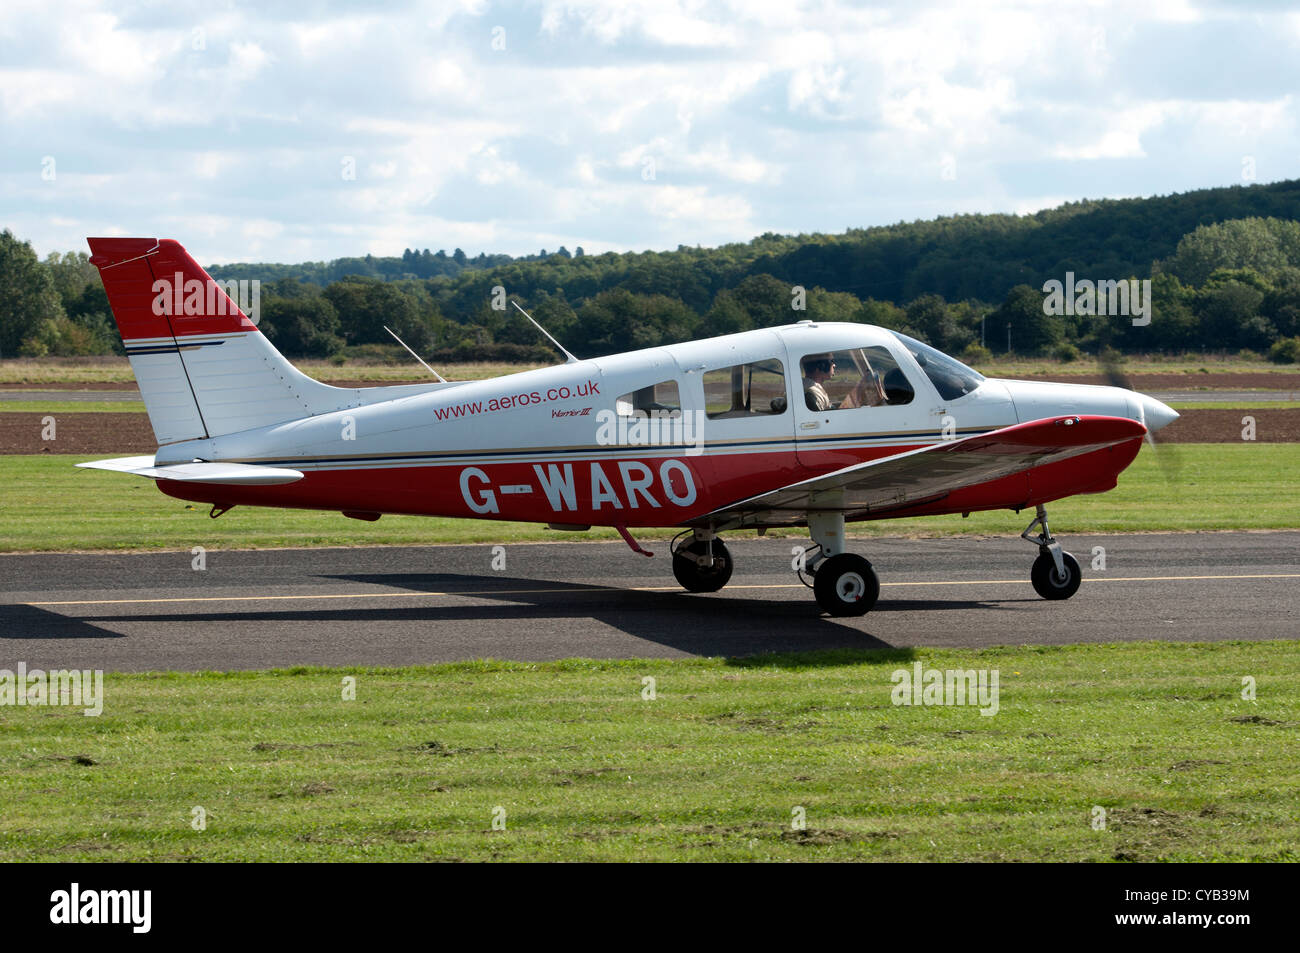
[702,415,1145,523]
[77,457,303,486]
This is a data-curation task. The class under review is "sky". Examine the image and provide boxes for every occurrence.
[2,0,1299,264]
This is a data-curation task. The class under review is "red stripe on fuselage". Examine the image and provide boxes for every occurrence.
[155,438,1144,527]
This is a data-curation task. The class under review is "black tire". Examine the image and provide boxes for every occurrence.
[1031,550,1082,600]
[812,553,879,616]
[672,538,733,593]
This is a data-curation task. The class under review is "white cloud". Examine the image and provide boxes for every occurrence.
[1050,103,1168,160]
[228,41,271,80]
[2,0,1298,263]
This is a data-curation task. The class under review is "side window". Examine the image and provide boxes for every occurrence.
[800,347,915,411]
[615,379,681,417]
[703,358,788,419]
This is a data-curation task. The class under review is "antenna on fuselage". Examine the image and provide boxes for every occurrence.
[511,300,578,365]
[383,326,448,383]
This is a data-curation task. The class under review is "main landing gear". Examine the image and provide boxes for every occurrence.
[671,529,733,593]
[671,514,879,616]
[802,511,879,617]
[1021,504,1082,600]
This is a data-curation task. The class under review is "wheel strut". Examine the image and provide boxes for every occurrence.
[690,526,719,569]
[803,509,879,615]
[1022,504,1083,600]
[1021,504,1066,579]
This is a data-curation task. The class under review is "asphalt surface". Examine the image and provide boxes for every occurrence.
[2,534,1297,671]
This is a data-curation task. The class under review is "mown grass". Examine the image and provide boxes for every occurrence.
[1,443,1296,553]
[4,355,1297,386]
[970,356,1300,378]
[1,642,1296,861]
[1167,401,1300,410]
[0,359,543,385]
[1,400,145,413]
[4,398,1298,416]
[5,400,1298,415]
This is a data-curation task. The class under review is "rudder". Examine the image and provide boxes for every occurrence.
[88,237,381,444]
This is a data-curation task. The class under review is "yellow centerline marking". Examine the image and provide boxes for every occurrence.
[22,573,1300,607]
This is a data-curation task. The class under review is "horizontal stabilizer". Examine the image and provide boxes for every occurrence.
[77,456,303,486]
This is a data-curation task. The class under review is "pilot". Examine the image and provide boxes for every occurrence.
[804,354,888,411]
[803,356,835,411]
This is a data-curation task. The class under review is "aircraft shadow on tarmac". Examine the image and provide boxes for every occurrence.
[60,572,1028,665]
[0,603,124,641]
[322,571,1038,617]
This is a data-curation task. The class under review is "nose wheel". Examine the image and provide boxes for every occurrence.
[1031,550,1081,599]
[1022,505,1082,600]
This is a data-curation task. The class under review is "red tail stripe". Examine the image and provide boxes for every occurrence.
[87,237,258,342]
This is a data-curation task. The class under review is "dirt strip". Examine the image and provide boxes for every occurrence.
[3,408,1296,455]
[1158,409,1300,443]
[3,413,156,454]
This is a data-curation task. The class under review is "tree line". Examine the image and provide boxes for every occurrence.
[4,178,1300,363]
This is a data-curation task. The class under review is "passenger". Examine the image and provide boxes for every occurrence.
[838,354,888,409]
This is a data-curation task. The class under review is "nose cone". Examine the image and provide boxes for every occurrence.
[1139,394,1179,434]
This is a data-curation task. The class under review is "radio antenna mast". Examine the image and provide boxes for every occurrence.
[512,300,578,364]
[384,326,447,382]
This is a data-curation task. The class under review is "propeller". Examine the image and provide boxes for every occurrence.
[1098,347,1181,482]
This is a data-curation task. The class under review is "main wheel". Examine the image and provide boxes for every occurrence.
[1030,550,1081,600]
[672,538,733,593]
[812,553,879,616]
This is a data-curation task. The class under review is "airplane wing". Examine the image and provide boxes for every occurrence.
[77,456,304,486]
[697,415,1146,525]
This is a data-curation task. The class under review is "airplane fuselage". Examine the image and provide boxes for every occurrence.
[150,321,1167,529]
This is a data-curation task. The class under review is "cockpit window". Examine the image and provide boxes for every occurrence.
[891,332,984,401]
[799,347,914,411]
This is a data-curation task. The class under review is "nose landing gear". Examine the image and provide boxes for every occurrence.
[1022,505,1082,600]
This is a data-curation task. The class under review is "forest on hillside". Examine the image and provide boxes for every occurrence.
[4,178,1300,364]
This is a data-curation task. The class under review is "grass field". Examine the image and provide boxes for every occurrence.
[970,356,1300,378]
[1,400,145,413]
[3,354,1298,385]
[1170,400,1300,408]
[1,642,1295,861]
[5,397,1294,413]
[0,359,543,385]
[1164,400,1300,408]
[5,400,1299,415]
[1,444,1295,553]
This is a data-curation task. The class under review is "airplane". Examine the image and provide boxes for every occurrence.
[78,237,1179,616]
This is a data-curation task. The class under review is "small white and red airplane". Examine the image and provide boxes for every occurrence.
[80,237,1177,616]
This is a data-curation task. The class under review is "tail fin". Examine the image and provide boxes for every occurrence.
[87,237,441,445]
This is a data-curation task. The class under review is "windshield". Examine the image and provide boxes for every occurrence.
[891,332,984,401]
